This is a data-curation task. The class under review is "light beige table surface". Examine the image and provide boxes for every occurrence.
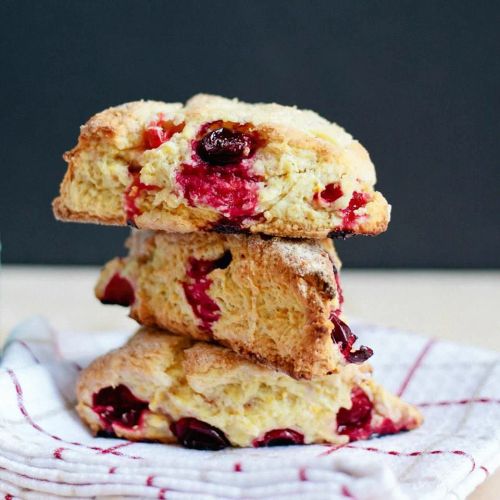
[2,266,499,498]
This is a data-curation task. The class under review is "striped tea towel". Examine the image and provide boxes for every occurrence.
[0,317,499,499]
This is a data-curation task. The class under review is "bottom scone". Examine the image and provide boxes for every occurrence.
[76,327,422,449]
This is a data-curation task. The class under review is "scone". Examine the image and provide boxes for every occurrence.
[95,230,373,379]
[77,327,422,449]
[53,94,390,238]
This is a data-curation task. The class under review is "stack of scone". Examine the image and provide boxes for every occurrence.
[53,95,422,449]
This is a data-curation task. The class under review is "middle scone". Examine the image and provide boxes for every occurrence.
[96,230,373,379]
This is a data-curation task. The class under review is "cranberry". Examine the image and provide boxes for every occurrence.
[330,314,373,364]
[182,280,220,330]
[212,250,232,270]
[330,314,356,356]
[145,126,166,149]
[187,258,218,278]
[253,429,305,447]
[212,219,246,234]
[342,192,369,229]
[315,183,343,204]
[100,273,135,306]
[197,127,255,165]
[345,345,373,363]
[373,418,401,435]
[171,418,230,450]
[327,229,354,239]
[92,385,148,432]
[177,161,261,220]
[144,119,184,149]
[96,429,117,438]
[337,388,373,441]
[177,123,263,221]
[182,253,232,332]
[337,389,412,441]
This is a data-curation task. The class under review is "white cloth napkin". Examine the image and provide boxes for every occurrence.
[0,317,498,500]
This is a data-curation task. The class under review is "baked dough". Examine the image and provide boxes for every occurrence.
[54,94,390,238]
[95,230,374,379]
[77,327,422,448]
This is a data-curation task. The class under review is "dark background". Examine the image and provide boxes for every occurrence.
[1,1,498,268]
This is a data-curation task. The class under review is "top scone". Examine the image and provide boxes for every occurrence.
[53,94,390,238]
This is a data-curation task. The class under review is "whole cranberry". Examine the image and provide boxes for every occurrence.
[171,417,230,450]
[253,428,304,447]
[197,127,255,165]
[92,385,148,431]
[317,183,343,204]
[336,388,374,440]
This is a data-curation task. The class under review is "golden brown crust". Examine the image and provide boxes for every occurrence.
[66,100,183,153]
[52,196,127,225]
[94,231,369,380]
[53,95,390,239]
[76,327,423,448]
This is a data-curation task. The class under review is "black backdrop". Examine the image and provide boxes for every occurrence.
[1,1,498,267]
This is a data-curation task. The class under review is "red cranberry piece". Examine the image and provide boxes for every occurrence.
[187,257,218,278]
[346,191,368,211]
[345,345,374,363]
[145,126,165,149]
[177,161,261,220]
[182,280,220,328]
[100,273,135,306]
[342,191,369,229]
[92,385,148,431]
[182,256,228,331]
[337,388,373,441]
[253,428,305,447]
[171,417,230,450]
[330,314,356,355]
[315,183,343,204]
[144,119,184,149]
[330,314,373,363]
[197,127,255,165]
[374,418,401,435]
[177,124,263,221]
